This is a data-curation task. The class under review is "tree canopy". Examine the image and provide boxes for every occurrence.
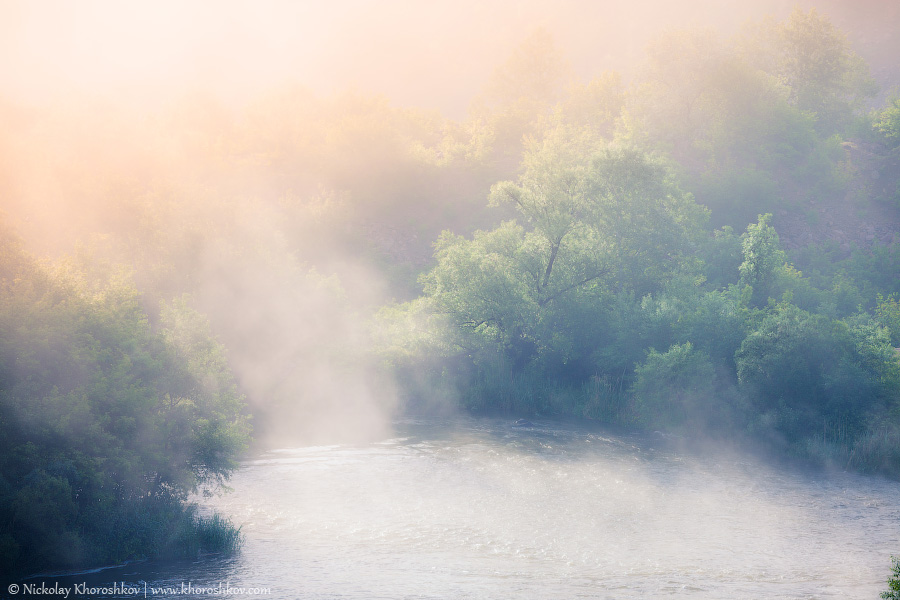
[0,232,249,574]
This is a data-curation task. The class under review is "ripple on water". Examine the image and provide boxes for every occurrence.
[32,417,900,599]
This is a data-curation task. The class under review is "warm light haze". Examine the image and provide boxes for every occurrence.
[2,1,900,597]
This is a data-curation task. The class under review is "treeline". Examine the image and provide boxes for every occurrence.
[381,8,900,476]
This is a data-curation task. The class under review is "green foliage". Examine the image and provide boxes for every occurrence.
[883,556,900,600]
[622,29,727,159]
[739,214,787,307]
[735,303,896,444]
[790,241,900,312]
[159,296,250,489]
[694,169,780,231]
[402,12,900,470]
[0,238,249,575]
[588,148,709,295]
[469,29,573,173]
[701,226,743,288]
[423,137,708,381]
[876,294,900,346]
[423,222,541,358]
[552,72,624,142]
[850,244,900,300]
[874,96,900,149]
[488,134,709,296]
[741,8,877,135]
[631,343,720,430]
[621,9,871,234]
[650,283,756,372]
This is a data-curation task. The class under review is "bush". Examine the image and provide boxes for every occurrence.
[736,303,898,449]
[883,556,900,600]
[631,342,724,430]
[876,294,900,346]
[874,96,900,150]
[0,239,249,576]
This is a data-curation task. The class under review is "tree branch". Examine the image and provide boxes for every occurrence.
[538,269,610,307]
[541,241,560,290]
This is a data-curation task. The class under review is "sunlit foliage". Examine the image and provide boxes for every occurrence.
[0,230,249,574]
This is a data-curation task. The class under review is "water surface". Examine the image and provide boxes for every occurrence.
[36,417,900,598]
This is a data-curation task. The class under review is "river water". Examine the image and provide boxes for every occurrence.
[35,417,900,599]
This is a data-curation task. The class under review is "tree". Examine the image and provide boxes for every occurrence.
[489,134,707,297]
[471,29,573,174]
[874,94,900,151]
[423,222,540,356]
[739,213,786,307]
[875,294,900,347]
[552,72,624,142]
[587,146,708,295]
[623,29,727,162]
[741,8,876,134]
[423,136,707,376]
[624,14,870,233]
[487,128,609,301]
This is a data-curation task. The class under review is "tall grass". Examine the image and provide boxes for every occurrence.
[462,354,550,415]
[801,424,900,478]
[580,375,636,425]
[458,354,638,426]
[84,497,242,566]
[846,428,900,478]
[176,512,243,558]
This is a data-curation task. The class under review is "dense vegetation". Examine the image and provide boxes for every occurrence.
[0,230,249,576]
[2,5,900,577]
[380,8,900,477]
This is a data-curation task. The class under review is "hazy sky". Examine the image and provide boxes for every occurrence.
[1,0,897,116]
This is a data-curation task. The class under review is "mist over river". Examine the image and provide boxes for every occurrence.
[37,417,900,599]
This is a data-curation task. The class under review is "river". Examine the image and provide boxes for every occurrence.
[34,417,900,598]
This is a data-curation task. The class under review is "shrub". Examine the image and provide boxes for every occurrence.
[883,556,900,600]
[631,342,720,430]
[0,240,249,576]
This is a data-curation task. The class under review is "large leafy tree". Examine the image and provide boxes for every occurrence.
[422,133,707,372]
